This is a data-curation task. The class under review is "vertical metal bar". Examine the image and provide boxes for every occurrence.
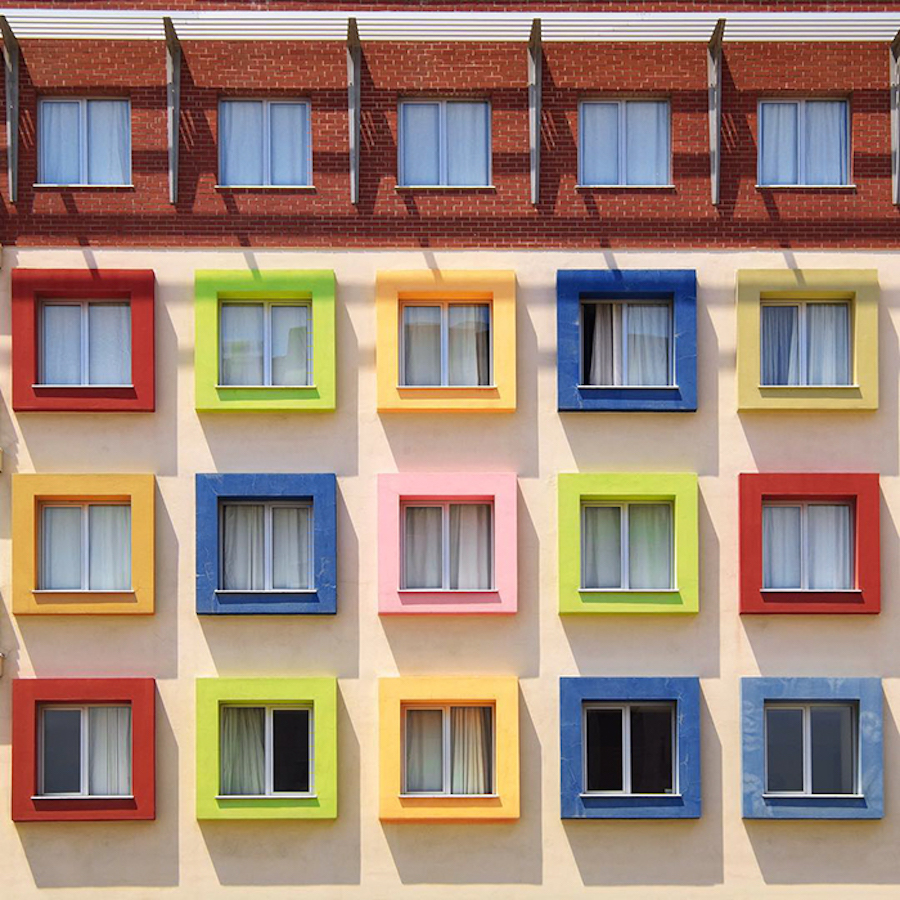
[164,16,181,205]
[527,18,541,204]
[707,18,725,205]
[347,17,361,204]
[0,16,19,203]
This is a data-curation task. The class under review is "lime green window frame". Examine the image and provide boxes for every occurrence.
[195,270,336,412]
[196,678,337,820]
[559,473,698,614]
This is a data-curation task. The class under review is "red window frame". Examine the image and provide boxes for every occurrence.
[739,473,880,615]
[12,678,156,822]
[12,269,155,412]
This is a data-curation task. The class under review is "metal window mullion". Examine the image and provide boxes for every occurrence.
[80,706,90,796]
[439,101,449,186]
[622,704,632,794]
[265,706,274,796]
[618,101,627,186]
[621,503,629,590]
[81,300,90,385]
[81,503,90,591]
[443,705,452,795]
[264,503,274,591]
[440,303,449,386]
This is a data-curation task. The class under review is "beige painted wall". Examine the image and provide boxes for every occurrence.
[0,246,899,898]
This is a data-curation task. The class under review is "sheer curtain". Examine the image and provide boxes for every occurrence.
[449,504,492,589]
[41,506,82,589]
[628,504,672,589]
[42,304,82,384]
[221,707,266,795]
[89,303,131,385]
[582,505,622,589]
[89,706,132,795]
[761,305,800,385]
[223,504,265,590]
[762,505,802,589]
[270,102,310,187]
[588,303,620,385]
[271,305,310,386]
[448,304,490,385]
[580,102,618,185]
[626,304,670,386]
[759,102,799,185]
[220,100,264,186]
[401,103,440,186]
[40,100,80,184]
[625,101,669,186]
[446,102,490,186]
[805,101,848,185]
[451,707,492,795]
[89,505,131,590]
[807,303,850,386]
[808,504,852,589]
[405,709,443,792]
[402,306,441,385]
[87,100,130,185]
[221,304,264,385]
[404,507,443,588]
[272,506,311,590]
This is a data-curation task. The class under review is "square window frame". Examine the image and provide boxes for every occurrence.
[12,678,156,822]
[739,473,880,615]
[741,677,883,819]
[194,269,335,412]
[195,473,337,615]
[558,473,699,614]
[560,677,701,819]
[557,269,697,412]
[196,678,337,821]
[12,473,155,616]
[12,268,155,413]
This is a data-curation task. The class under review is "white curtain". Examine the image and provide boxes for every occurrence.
[42,304,82,384]
[89,505,131,590]
[451,706,492,795]
[760,102,799,185]
[405,709,443,792]
[87,100,130,185]
[808,504,852,590]
[449,504,492,589]
[762,505,802,589]
[807,303,850,386]
[41,506,82,590]
[761,305,800,386]
[446,102,490,186]
[629,504,672,589]
[272,506,311,590]
[401,103,440,185]
[40,100,80,184]
[89,302,131,385]
[404,506,443,589]
[448,304,490,386]
[271,305,310,386]
[625,101,669,186]
[221,707,266,795]
[223,504,265,590]
[588,303,619,385]
[626,304,670,386]
[89,706,132,796]
[221,304,264,385]
[270,102,310,186]
[402,306,442,385]
[580,102,619,185]
[805,101,848,185]
[582,505,622,589]
[220,100,264,186]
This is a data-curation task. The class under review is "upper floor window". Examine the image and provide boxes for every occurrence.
[758,100,849,187]
[579,100,670,187]
[219,99,312,188]
[398,100,491,187]
[39,99,131,186]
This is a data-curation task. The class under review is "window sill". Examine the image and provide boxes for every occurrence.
[580,792,682,799]
[399,793,499,799]
[214,184,316,192]
[33,183,135,190]
[397,588,499,594]
[757,384,860,390]
[762,793,864,800]
[32,795,135,801]
[760,589,862,594]
[32,589,135,595]
[215,384,317,390]
[33,383,134,389]
[397,384,498,390]
[577,384,679,390]
[215,589,316,595]
[579,588,679,594]
[395,185,496,191]
[216,793,317,800]
[576,184,675,190]
[755,184,857,191]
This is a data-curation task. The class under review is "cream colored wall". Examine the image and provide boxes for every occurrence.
[0,246,899,898]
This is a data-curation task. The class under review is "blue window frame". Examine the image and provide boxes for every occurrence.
[557,269,697,412]
[742,677,883,820]
[560,677,701,819]
[195,473,337,615]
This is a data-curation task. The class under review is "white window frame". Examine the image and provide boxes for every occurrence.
[37,703,133,799]
[37,97,132,187]
[218,499,314,593]
[763,701,860,797]
[757,98,850,187]
[218,703,315,798]
[397,99,492,187]
[580,500,675,591]
[400,702,496,797]
[582,701,678,797]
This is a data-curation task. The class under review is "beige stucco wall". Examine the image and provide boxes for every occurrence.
[0,246,899,898]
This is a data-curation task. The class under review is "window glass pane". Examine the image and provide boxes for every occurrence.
[41,506,82,590]
[807,504,853,590]
[88,505,131,591]
[449,504,492,590]
[765,706,804,792]
[761,305,800,385]
[630,705,674,794]
[762,505,802,589]
[580,103,619,185]
[625,101,669,185]
[450,706,493,794]
[271,305,310,386]
[402,306,442,386]
[805,101,848,185]
[88,706,132,796]
[446,102,489,186]
[448,304,490,386]
[220,101,265,186]
[807,302,850,386]
[811,705,856,794]
[582,303,621,385]
[401,103,440,186]
[626,304,670,386]
[222,504,265,590]
[270,103,310,187]
[86,100,130,185]
[88,302,131,385]
[405,709,443,792]
[585,707,623,792]
[582,506,621,589]
[760,102,799,185]
[42,708,82,794]
[628,504,672,590]
[40,101,81,184]
[42,304,82,385]
[272,709,311,793]
[403,506,443,589]
[272,506,311,590]
[221,304,265,385]
[220,706,265,795]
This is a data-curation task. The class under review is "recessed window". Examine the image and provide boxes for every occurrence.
[765,702,857,795]
[579,100,670,187]
[219,301,311,387]
[581,502,673,590]
[762,502,853,591]
[583,702,675,795]
[758,99,849,186]
[398,100,490,187]
[39,300,131,387]
[761,301,851,386]
[220,705,312,797]
[39,98,131,186]
[219,99,312,187]
[403,705,493,795]
[581,301,672,386]
[39,704,132,797]
[220,501,312,592]
[402,502,492,590]
[40,502,131,591]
